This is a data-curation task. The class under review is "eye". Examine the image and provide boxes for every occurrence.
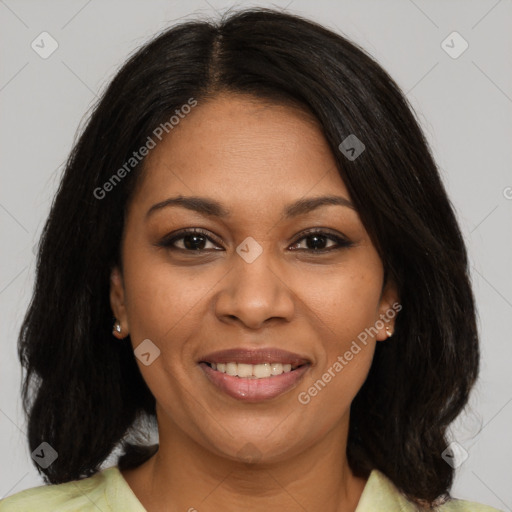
[158,228,222,252]
[157,228,353,254]
[289,229,353,253]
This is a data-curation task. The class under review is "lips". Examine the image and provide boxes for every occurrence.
[198,348,311,402]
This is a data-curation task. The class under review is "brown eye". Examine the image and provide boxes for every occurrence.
[158,229,222,252]
[289,230,353,253]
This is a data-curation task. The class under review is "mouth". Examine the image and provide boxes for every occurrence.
[197,348,311,402]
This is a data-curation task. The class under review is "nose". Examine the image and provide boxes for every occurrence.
[213,247,295,330]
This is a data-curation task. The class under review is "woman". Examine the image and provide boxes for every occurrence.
[0,7,501,512]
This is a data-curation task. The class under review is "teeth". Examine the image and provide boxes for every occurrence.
[271,363,283,375]
[208,362,297,378]
[237,363,254,378]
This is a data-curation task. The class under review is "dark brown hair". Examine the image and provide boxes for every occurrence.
[19,7,479,509]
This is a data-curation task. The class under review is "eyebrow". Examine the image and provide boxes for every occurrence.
[145,194,355,220]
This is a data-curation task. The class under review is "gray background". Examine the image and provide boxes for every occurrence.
[1,0,511,509]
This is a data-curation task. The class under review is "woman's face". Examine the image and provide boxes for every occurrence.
[110,92,398,464]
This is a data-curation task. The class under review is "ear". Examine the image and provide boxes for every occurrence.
[110,266,130,338]
[375,275,400,342]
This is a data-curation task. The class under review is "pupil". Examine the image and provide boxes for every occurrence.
[308,235,326,250]
[184,235,205,250]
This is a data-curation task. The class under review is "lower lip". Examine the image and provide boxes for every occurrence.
[199,363,310,402]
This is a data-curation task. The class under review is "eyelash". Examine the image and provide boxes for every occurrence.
[157,228,353,254]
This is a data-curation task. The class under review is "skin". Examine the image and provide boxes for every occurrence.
[110,92,399,512]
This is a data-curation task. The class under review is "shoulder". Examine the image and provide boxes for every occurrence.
[435,498,503,511]
[358,469,503,512]
[0,466,119,512]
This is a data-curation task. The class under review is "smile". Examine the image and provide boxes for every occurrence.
[197,347,312,402]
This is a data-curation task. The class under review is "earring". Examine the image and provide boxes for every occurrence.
[385,325,393,338]
[113,320,123,338]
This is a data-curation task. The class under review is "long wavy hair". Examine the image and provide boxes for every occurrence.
[18,7,479,509]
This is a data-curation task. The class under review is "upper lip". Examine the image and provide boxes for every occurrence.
[199,348,311,366]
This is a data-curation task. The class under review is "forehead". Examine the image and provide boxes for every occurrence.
[132,93,350,211]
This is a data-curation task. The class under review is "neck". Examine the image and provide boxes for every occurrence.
[122,419,367,512]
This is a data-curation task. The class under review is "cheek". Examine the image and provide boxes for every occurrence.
[120,253,210,405]
[300,260,383,342]
[299,332,376,431]
[122,250,216,342]
[295,256,381,408]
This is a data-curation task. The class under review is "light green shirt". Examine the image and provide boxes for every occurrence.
[0,465,503,511]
